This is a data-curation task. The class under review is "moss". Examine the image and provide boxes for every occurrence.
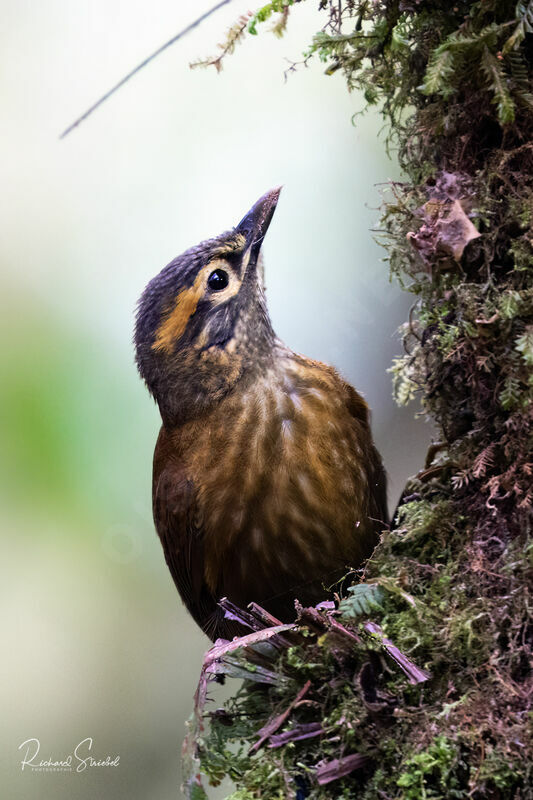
[396,736,468,800]
[186,2,533,798]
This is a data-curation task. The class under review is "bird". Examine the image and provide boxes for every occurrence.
[135,188,388,641]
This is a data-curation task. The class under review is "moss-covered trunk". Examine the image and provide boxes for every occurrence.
[186,2,532,798]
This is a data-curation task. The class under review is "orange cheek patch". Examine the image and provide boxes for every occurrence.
[152,269,207,353]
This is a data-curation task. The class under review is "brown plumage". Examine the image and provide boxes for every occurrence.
[136,189,387,640]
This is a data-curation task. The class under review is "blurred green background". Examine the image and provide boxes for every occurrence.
[0,1,429,798]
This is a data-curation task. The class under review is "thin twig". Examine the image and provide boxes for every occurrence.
[59,0,233,139]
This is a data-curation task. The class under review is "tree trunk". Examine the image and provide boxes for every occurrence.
[186,2,533,798]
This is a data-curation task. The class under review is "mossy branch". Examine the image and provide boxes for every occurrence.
[187,1,533,798]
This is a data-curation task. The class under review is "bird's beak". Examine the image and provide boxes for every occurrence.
[235,187,281,258]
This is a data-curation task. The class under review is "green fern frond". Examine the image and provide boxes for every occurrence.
[505,49,533,109]
[339,583,384,618]
[515,89,533,111]
[248,1,294,36]
[499,290,523,319]
[481,46,516,123]
[506,49,530,88]
[503,0,533,54]
[499,375,522,409]
[420,47,455,96]
[391,20,411,53]
[420,23,510,99]
[515,326,533,366]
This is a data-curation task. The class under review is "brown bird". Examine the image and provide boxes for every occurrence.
[135,189,387,640]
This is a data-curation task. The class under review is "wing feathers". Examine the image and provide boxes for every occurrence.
[152,430,219,636]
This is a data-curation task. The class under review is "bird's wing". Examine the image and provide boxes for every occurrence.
[152,429,220,639]
[342,379,389,529]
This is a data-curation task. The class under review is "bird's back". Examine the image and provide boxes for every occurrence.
[153,347,387,639]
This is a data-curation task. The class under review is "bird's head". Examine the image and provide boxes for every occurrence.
[135,188,280,425]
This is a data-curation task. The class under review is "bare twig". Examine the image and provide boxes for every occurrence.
[194,622,297,714]
[59,0,233,139]
[316,752,371,785]
[364,622,431,685]
[250,680,312,753]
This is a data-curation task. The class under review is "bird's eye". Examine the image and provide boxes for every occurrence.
[207,269,229,291]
